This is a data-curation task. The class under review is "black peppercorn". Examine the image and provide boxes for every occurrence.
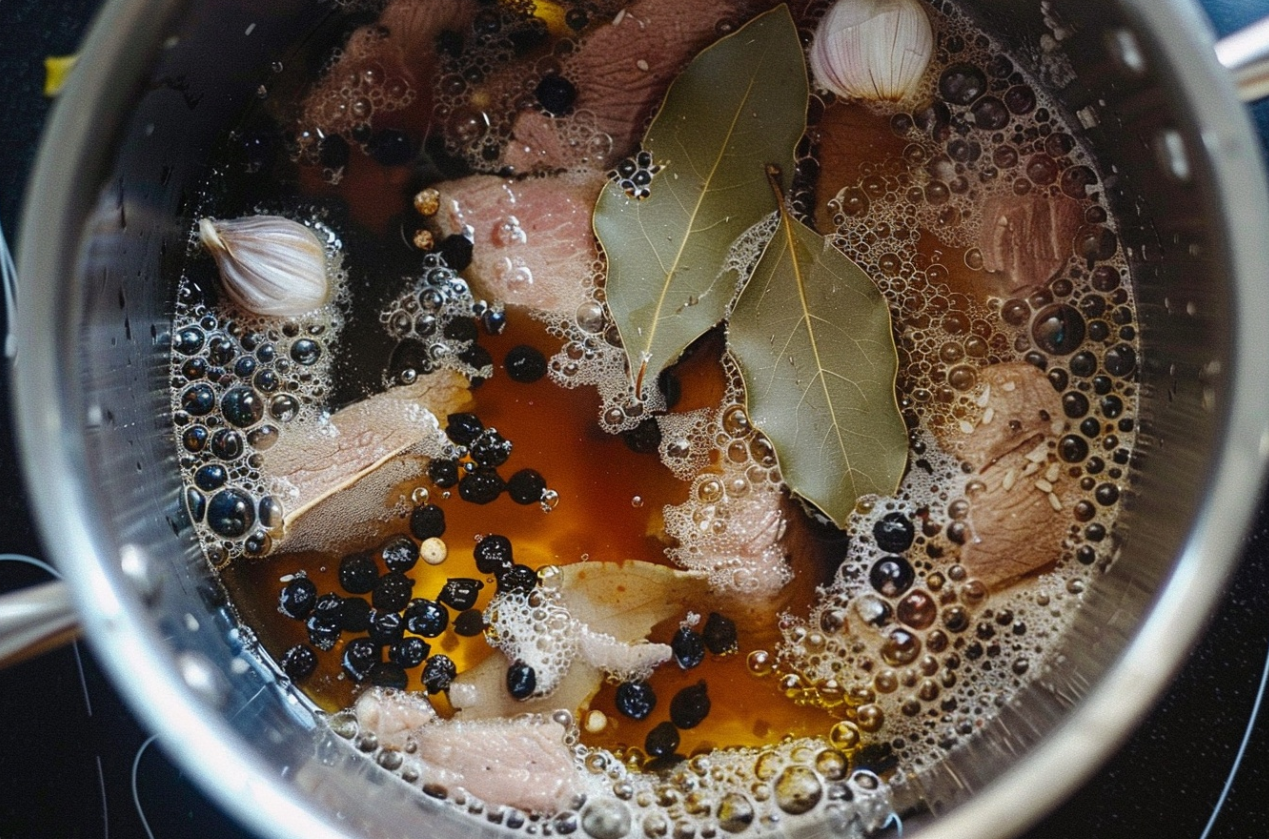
[342,638,379,682]
[409,504,446,542]
[438,234,474,271]
[279,576,318,619]
[703,612,738,655]
[534,74,577,116]
[671,626,705,670]
[615,681,657,720]
[421,654,457,694]
[389,636,430,669]
[381,535,420,573]
[339,552,379,594]
[373,572,414,612]
[507,469,547,505]
[454,609,486,637]
[339,596,372,633]
[474,535,514,576]
[281,644,318,680]
[669,681,711,729]
[459,468,505,504]
[469,428,512,467]
[438,578,484,611]
[446,412,484,446]
[506,662,537,699]
[498,563,538,594]
[504,345,547,383]
[403,598,449,637]
[644,722,680,758]
[427,458,460,488]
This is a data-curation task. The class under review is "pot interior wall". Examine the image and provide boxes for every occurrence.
[29,0,1247,837]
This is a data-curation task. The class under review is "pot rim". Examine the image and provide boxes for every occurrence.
[14,1,1269,838]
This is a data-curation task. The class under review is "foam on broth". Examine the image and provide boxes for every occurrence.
[167,0,1138,834]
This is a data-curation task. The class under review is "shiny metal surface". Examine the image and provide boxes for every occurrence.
[1217,15,1269,101]
[12,1,1269,838]
[0,580,78,668]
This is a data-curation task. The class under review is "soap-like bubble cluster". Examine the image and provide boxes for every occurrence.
[170,218,349,564]
[298,25,416,154]
[380,254,492,386]
[659,385,794,597]
[540,277,671,434]
[484,586,577,698]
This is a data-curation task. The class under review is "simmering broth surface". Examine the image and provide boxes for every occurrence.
[168,0,1138,832]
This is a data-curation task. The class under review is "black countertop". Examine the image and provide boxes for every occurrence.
[2,1,1268,837]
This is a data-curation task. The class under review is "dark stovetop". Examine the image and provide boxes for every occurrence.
[3,2,1269,837]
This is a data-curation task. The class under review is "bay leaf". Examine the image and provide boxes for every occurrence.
[729,178,907,527]
[595,4,808,400]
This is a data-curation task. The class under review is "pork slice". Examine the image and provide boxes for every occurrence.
[354,687,438,751]
[263,370,471,530]
[960,447,1080,589]
[301,0,471,137]
[935,362,1073,589]
[413,718,584,813]
[664,474,793,598]
[978,192,1082,292]
[938,362,1063,469]
[502,0,776,174]
[436,173,602,315]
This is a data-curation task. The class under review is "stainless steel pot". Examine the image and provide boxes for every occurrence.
[6,1,1269,837]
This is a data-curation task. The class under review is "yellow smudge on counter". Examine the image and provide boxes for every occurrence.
[44,54,79,97]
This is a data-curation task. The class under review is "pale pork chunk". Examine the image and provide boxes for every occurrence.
[262,370,471,542]
[411,719,584,813]
[938,362,1062,469]
[977,192,1082,292]
[501,0,776,173]
[937,362,1076,588]
[301,0,472,137]
[354,687,438,751]
[353,690,584,814]
[435,173,603,315]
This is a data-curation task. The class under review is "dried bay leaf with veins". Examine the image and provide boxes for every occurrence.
[595,4,808,400]
[729,173,907,528]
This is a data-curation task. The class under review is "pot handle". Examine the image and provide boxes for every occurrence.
[0,580,80,668]
[1216,16,1269,102]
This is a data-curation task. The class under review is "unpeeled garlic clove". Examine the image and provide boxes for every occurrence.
[198,215,332,317]
[809,0,934,102]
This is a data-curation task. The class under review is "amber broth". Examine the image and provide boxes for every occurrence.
[222,309,842,757]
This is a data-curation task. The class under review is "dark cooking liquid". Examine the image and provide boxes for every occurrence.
[169,0,1140,827]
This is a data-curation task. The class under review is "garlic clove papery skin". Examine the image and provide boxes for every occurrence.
[809,0,934,103]
[198,215,333,317]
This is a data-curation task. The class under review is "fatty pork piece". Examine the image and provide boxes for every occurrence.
[301,0,472,138]
[938,362,1078,589]
[354,686,437,751]
[663,468,793,600]
[435,173,602,316]
[262,370,471,552]
[501,0,777,174]
[977,192,1083,293]
[354,689,583,814]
